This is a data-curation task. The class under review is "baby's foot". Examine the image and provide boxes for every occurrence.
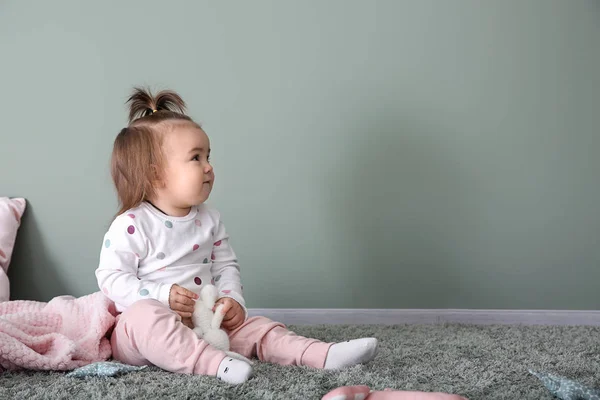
[324,338,378,370]
[216,357,252,384]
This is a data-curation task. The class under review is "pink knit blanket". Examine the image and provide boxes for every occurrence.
[0,291,117,371]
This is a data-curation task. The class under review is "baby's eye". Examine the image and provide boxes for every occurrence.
[192,155,200,161]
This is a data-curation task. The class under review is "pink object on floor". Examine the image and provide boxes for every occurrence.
[322,385,468,400]
[0,291,117,371]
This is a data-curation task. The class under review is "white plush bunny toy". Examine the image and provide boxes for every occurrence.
[192,284,252,364]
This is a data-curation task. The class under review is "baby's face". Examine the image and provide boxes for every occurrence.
[160,123,214,210]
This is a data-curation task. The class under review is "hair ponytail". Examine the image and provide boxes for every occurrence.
[127,87,188,124]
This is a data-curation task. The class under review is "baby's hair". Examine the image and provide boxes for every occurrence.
[110,87,201,216]
[126,88,187,123]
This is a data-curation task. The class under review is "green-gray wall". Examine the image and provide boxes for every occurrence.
[1,1,599,309]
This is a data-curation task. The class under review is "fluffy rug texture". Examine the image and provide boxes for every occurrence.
[1,323,599,399]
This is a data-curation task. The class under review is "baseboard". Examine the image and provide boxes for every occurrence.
[247,308,600,326]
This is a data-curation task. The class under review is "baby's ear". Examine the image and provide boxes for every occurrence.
[150,164,165,188]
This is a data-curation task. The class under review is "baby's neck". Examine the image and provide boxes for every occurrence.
[147,199,192,217]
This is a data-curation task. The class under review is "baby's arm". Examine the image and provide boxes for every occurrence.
[210,217,246,318]
[96,215,173,308]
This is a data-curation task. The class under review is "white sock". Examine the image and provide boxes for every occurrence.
[324,338,378,370]
[216,357,252,384]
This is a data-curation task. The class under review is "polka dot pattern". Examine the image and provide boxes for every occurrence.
[157,252,166,260]
[127,225,135,234]
[203,258,209,264]
[211,253,215,260]
[102,287,108,295]
[194,219,202,226]
[193,244,199,251]
[211,278,215,285]
[165,221,173,228]
[194,277,202,285]
[222,290,231,294]
[104,239,111,248]
[127,214,135,219]
[215,275,221,282]
[139,289,149,296]
[214,240,222,246]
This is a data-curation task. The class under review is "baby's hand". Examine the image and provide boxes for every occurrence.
[169,284,199,318]
[214,298,244,331]
[181,317,194,329]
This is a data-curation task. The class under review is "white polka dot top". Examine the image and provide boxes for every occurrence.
[95,202,245,314]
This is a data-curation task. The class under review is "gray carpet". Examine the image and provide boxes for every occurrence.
[1,324,599,400]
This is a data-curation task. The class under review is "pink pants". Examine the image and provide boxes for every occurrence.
[110,299,333,376]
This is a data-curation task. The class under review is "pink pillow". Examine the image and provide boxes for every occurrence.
[0,197,26,302]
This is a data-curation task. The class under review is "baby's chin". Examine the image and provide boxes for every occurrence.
[194,190,212,205]
[186,183,212,204]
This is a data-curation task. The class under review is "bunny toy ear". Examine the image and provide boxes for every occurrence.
[200,284,218,308]
[211,304,227,330]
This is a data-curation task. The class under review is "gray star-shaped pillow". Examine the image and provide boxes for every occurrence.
[529,369,600,400]
[66,361,147,378]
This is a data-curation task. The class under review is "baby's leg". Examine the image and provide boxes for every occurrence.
[111,299,251,383]
[227,316,331,367]
[228,316,377,369]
